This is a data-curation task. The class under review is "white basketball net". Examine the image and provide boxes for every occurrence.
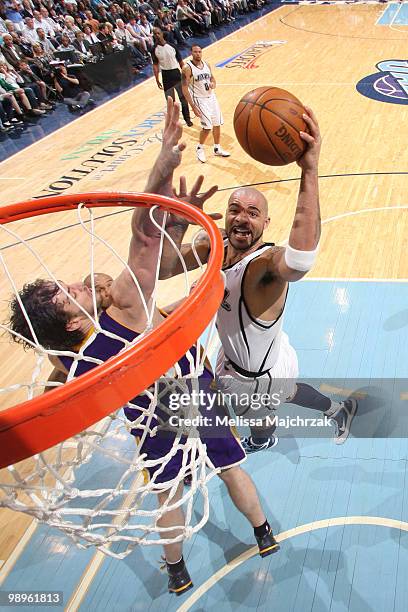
[0,199,221,559]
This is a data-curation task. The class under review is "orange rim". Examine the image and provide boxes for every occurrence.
[0,192,224,468]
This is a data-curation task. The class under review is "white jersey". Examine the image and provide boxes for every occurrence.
[186,59,213,99]
[216,243,288,377]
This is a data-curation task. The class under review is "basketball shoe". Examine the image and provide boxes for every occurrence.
[326,399,358,444]
[166,558,194,596]
[255,528,280,557]
[240,434,278,454]
[196,145,206,163]
[214,145,230,157]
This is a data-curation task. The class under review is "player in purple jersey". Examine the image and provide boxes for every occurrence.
[8,98,280,596]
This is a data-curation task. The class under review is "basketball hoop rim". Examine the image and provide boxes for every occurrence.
[0,192,224,468]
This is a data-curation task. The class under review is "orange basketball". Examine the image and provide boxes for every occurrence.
[233,87,308,166]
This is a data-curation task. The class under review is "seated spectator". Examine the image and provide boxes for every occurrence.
[31,42,55,83]
[57,33,81,63]
[4,19,17,36]
[73,30,93,60]
[114,19,148,69]
[0,64,45,115]
[191,0,212,29]
[138,13,154,47]
[1,33,27,68]
[53,63,92,111]
[103,22,121,49]
[138,1,156,22]
[109,4,124,23]
[206,0,224,26]
[10,31,33,58]
[126,17,149,55]
[17,60,54,108]
[4,0,25,32]
[122,2,136,22]
[0,90,25,131]
[83,23,100,44]
[32,10,43,32]
[176,0,206,35]
[36,28,57,55]
[20,0,34,19]
[96,5,115,26]
[84,9,100,32]
[40,6,61,36]
[22,16,39,45]
[62,15,80,41]
[154,10,186,47]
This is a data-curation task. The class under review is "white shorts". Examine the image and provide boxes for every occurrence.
[215,333,299,419]
[194,94,223,129]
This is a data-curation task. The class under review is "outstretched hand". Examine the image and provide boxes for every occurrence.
[173,175,221,224]
[297,106,322,172]
[159,96,186,176]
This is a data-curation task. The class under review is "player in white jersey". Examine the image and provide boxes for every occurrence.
[159,107,358,453]
[181,44,230,163]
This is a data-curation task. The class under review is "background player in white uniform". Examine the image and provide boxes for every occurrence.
[160,107,358,453]
[182,44,230,163]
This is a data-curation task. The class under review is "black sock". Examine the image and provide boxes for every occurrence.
[250,424,276,446]
[290,383,331,412]
[254,520,270,539]
[166,556,185,574]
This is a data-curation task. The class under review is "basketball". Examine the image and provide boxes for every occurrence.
[233,87,308,166]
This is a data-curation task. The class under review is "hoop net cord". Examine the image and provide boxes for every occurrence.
[0,192,224,557]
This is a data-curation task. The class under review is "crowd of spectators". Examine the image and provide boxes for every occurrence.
[0,0,267,136]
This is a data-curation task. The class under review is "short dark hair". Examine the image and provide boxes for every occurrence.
[8,279,84,351]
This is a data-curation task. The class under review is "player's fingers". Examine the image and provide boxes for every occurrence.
[209,213,223,220]
[303,105,318,125]
[200,184,218,201]
[178,175,187,197]
[171,100,181,125]
[164,96,172,130]
[299,131,314,143]
[190,175,205,195]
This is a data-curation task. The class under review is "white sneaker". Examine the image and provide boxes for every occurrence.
[328,399,358,445]
[196,146,206,163]
[214,146,230,157]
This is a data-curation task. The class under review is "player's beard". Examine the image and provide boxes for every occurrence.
[227,226,263,251]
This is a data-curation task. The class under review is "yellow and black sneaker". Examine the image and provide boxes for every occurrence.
[255,529,280,558]
[167,558,194,596]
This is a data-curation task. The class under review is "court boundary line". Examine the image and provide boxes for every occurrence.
[2,172,407,251]
[178,515,408,611]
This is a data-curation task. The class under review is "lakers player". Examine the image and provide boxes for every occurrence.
[181,44,230,163]
[8,99,280,595]
[159,107,358,453]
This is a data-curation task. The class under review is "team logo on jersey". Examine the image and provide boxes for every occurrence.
[356,60,408,105]
[216,41,286,69]
[221,288,231,311]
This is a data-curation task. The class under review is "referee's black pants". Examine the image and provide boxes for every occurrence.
[162,68,191,124]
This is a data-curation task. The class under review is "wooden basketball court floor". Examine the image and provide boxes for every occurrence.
[0,2,407,610]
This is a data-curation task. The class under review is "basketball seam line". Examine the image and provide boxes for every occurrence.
[262,106,305,139]
[259,113,286,164]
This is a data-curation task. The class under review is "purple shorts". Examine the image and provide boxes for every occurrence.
[139,427,246,484]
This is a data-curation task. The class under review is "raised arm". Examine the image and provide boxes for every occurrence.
[109,97,185,310]
[261,107,322,283]
[158,174,220,279]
